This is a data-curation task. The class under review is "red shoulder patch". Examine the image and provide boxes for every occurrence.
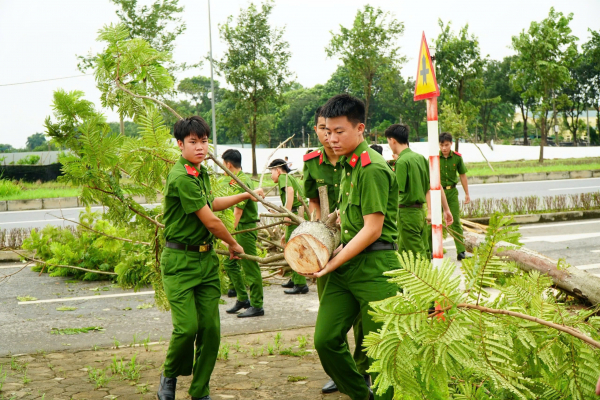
[184,164,199,177]
[454,151,462,157]
[348,153,359,168]
[361,151,371,167]
[303,150,321,162]
[229,178,237,186]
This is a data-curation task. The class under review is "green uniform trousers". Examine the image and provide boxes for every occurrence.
[314,250,399,400]
[285,224,306,286]
[317,275,369,375]
[397,207,428,258]
[444,187,466,253]
[160,247,221,399]
[223,223,264,308]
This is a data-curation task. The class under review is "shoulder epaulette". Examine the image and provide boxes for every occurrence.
[361,151,371,167]
[184,164,199,177]
[454,151,462,157]
[229,178,237,186]
[303,150,321,162]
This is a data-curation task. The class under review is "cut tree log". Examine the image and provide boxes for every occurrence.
[463,231,600,306]
[284,186,340,274]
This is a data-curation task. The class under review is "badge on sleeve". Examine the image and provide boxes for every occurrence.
[229,178,237,186]
[184,164,199,177]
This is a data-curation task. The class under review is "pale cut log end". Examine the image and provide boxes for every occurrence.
[284,233,330,274]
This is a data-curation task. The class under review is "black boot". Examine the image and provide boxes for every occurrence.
[457,252,469,261]
[281,279,294,288]
[237,306,264,318]
[157,373,177,400]
[322,378,338,393]
[227,288,237,298]
[364,374,371,388]
[191,396,211,400]
[226,299,250,314]
[284,284,309,295]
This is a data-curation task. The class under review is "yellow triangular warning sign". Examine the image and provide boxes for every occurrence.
[414,32,440,101]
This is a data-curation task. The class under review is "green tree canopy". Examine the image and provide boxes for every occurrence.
[25,133,47,151]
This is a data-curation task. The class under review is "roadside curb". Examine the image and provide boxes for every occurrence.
[467,169,600,184]
[466,209,600,226]
[0,195,157,212]
[0,250,33,262]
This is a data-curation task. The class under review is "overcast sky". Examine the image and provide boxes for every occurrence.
[1,0,599,148]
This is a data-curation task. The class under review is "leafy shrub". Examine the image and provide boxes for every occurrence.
[16,155,40,165]
[0,179,22,198]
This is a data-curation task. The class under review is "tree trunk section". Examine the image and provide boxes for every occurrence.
[120,115,125,136]
[539,112,546,163]
[284,221,340,274]
[463,231,600,306]
[521,105,528,146]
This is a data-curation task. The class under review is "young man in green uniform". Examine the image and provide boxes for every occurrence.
[304,94,400,400]
[268,159,309,295]
[303,107,370,394]
[157,116,263,400]
[439,132,471,260]
[221,149,264,318]
[385,124,452,258]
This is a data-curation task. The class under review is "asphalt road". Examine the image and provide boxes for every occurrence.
[1,178,599,230]
[1,218,598,356]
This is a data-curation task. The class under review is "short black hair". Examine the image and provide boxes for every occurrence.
[321,94,365,126]
[439,132,453,143]
[222,149,242,169]
[385,124,409,145]
[314,106,324,126]
[173,116,210,142]
[370,144,383,155]
[268,158,290,173]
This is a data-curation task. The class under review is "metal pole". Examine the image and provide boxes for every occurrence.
[208,0,217,160]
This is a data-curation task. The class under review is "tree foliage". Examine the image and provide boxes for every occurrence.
[326,5,405,129]
[365,214,600,399]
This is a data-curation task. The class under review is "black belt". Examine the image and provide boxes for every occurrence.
[444,184,457,190]
[399,203,423,208]
[165,242,212,252]
[343,241,398,254]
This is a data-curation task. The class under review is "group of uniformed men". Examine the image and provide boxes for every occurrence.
[156,94,471,400]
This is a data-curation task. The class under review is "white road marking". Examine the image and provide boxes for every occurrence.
[0,219,64,225]
[548,186,600,191]
[591,250,600,253]
[576,264,600,271]
[18,291,155,305]
[521,232,600,243]
[519,220,600,230]
[0,264,25,269]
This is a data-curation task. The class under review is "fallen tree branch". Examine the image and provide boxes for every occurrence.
[259,213,299,220]
[231,221,286,236]
[259,237,284,250]
[214,249,285,264]
[12,249,117,276]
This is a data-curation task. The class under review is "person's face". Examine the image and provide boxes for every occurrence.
[178,133,208,165]
[314,116,331,149]
[270,168,280,183]
[326,116,364,157]
[440,140,452,157]
[387,137,399,155]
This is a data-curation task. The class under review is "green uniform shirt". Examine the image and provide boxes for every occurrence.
[303,147,343,214]
[228,170,258,225]
[278,173,304,210]
[338,140,398,245]
[395,148,429,206]
[163,157,214,245]
[439,151,467,187]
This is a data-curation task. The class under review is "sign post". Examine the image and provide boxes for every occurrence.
[413,32,442,268]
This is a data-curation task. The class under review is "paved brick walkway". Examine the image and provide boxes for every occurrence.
[0,327,354,400]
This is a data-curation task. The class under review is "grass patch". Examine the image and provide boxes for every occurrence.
[0,179,81,201]
[466,157,600,177]
[50,326,104,335]
[56,306,77,311]
[287,375,308,382]
[279,347,310,357]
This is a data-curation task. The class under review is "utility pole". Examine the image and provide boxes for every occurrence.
[208,0,217,159]
[302,126,305,147]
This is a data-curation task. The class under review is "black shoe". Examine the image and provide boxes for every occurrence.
[322,378,338,394]
[369,388,374,400]
[226,299,250,314]
[281,279,294,288]
[237,306,264,318]
[284,285,309,295]
[364,374,371,388]
[157,373,177,400]
[457,252,470,261]
[191,396,211,400]
[227,288,237,298]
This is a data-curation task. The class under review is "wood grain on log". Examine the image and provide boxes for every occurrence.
[284,221,340,274]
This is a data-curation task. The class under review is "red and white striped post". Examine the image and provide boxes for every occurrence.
[427,97,443,268]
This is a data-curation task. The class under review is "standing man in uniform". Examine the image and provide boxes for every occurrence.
[305,94,400,400]
[221,149,265,318]
[385,124,452,258]
[269,159,309,295]
[439,132,470,260]
[303,106,370,394]
[157,116,264,400]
